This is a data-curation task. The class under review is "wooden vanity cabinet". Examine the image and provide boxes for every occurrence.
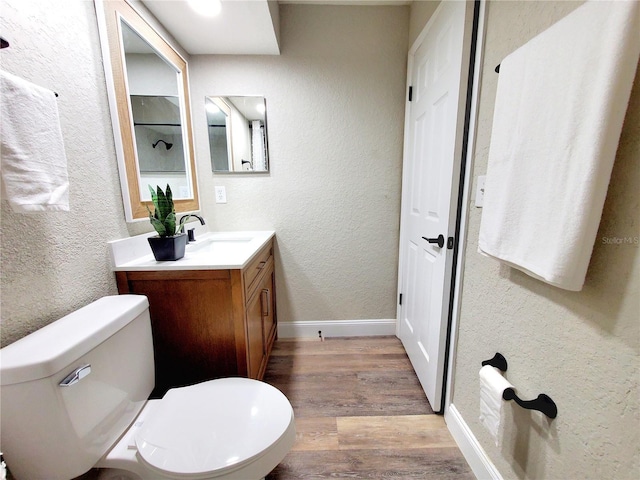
[115,240,276,397]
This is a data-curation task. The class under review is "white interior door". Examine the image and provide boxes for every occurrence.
[397,1,470,413]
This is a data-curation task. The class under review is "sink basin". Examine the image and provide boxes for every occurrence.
[187,235,255,252]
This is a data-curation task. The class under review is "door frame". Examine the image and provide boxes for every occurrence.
[396,0,486,414]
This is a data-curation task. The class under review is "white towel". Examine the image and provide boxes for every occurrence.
[478,0,640,291]
[1,70,69,212]
[479,365,514,447]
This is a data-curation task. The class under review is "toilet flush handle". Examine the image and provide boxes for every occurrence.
[59,364,91,387]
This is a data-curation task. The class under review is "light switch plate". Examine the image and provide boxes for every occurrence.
[475,175,486,207]
[215,186,227,204]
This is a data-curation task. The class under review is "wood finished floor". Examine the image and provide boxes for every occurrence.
[263,336,474,479]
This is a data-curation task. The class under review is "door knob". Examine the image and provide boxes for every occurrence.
[422,234,445,248]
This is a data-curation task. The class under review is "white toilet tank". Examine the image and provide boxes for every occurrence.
[0,295,155,480]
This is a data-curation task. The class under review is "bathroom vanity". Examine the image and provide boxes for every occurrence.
[110,230,276,397]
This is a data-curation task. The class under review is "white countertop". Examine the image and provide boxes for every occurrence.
[109,227,275,271]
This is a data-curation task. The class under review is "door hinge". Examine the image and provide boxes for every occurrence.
[447,237,455,250]
[399,293,403,305]
[408,86,413,102]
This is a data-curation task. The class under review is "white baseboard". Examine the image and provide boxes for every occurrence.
[277,319,397,338]
[445,404,502,480]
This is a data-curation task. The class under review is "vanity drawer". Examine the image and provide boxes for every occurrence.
[244,241,273,296]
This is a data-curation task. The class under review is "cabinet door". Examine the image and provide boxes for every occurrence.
[246,286,266,379]
[245,261,276,380]
[116,270,238,397]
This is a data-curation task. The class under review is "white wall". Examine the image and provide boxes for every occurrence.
[190,4,409,324]
[452,1,640,479]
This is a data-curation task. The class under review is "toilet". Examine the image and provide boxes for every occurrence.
[0,295,295,480]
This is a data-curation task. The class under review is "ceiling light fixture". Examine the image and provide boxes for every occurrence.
[187,0,222,17]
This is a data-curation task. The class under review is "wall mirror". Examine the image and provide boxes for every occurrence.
[96,0,199,220]
[205,96,269,173]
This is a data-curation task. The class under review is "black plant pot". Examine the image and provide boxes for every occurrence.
[148,233,187,261]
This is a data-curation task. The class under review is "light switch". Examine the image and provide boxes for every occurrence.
[475,175,486,207]
[215,186,227,204]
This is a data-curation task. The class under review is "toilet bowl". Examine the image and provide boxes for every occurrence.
[0,295,295,480]
[97,378,295,480]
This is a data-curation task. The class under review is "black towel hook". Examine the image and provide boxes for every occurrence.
[503,388,558,419]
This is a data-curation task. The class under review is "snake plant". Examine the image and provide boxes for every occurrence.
[147,185,177,237]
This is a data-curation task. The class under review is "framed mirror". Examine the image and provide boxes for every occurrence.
[205,96,269,173]
[96,0,199,220]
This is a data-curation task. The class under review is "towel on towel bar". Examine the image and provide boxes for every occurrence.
[1,70,69,212]
[479,0,640,291]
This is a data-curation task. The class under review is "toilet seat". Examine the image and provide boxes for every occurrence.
[134,378,294,479]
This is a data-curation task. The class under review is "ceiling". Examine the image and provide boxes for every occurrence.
[140,0,410,55]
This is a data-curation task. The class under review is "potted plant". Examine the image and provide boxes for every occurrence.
[146,185,187,261]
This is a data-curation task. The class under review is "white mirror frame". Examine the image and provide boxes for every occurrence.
[95,0,199,221]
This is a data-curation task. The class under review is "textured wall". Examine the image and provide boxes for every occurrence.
[452,1,639,479]
[0,0,130,347]
[0,0,200,347]
[408,0,440,49]
[190,4,409,324]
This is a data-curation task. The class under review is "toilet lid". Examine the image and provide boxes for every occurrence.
[135,378,294,477]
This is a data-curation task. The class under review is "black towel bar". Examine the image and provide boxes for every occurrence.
[503,388,558,419]
[481,353,557,419]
